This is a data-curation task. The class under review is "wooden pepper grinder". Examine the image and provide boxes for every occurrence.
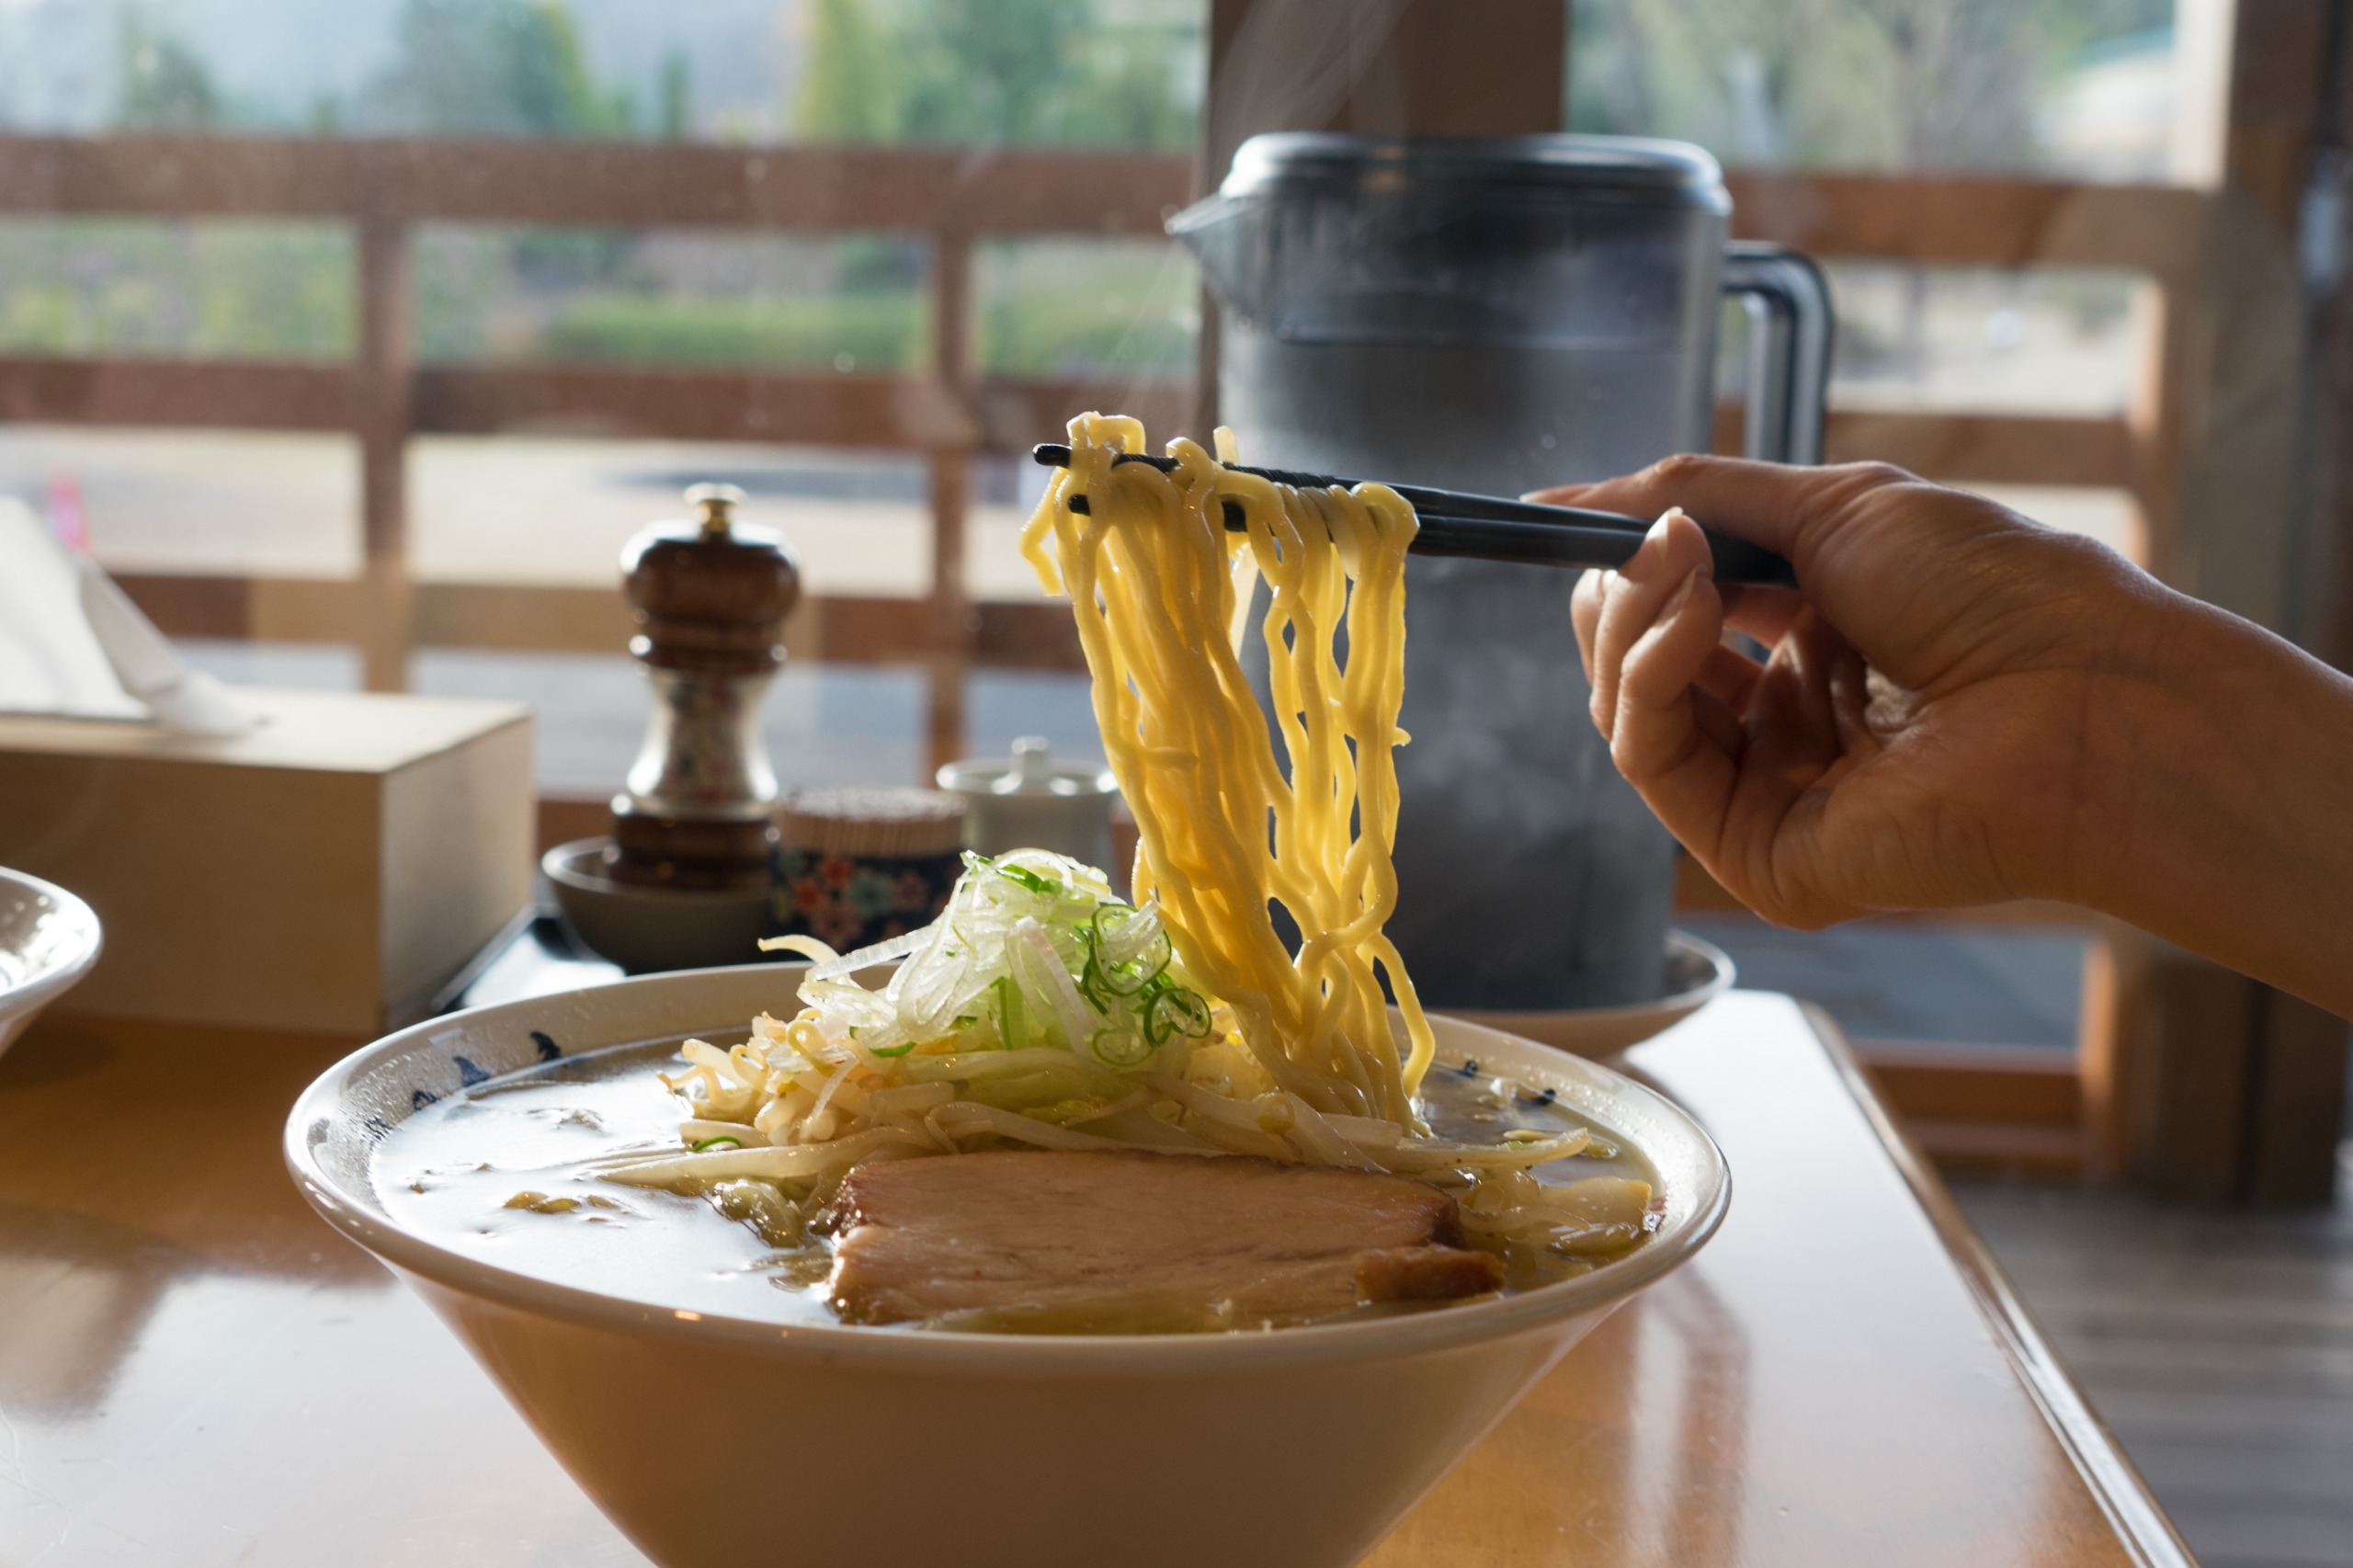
[605,483,801,889]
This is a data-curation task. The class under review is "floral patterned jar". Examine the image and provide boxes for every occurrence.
[771,787,966,952]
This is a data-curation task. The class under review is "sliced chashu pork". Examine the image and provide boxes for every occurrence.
[825,1149,1503,1331]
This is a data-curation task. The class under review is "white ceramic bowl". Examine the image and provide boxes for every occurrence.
[0,867,103,1061]
[1455,927,1735,1058]
[286,965,1729,1568]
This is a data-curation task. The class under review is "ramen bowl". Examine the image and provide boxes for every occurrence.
[286,965,1729,1568]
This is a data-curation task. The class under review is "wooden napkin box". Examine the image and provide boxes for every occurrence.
[0,688,532,1037]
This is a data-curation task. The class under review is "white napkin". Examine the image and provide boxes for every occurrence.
[0,496,252,735]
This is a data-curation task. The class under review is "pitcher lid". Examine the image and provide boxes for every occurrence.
[1211,133,1725,207]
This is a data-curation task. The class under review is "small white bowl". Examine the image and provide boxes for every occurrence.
[0,868,103,1061]
[1453,927,1734,1058]
[286,964,1729,1568]
[542,836,775,972]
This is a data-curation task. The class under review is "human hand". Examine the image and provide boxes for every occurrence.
[1539,456,2173,926]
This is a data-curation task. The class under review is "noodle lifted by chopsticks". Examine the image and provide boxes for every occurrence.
[1021,413,1437,1129]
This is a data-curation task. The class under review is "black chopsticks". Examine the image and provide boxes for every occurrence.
[1029,445,1795,587]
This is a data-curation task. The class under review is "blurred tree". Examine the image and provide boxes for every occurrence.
[902,0,1091,143]
[796,0,1196,150]
[367,0,634,138]
[1859,0,2043,169]
[1569,0,2174,173]
[1056,36,1194,150]
[797,0,901,142]
[659,50,690,140]
[116,12,223,132]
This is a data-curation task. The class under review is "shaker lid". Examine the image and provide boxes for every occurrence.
[1213,133,1726,208]
[936,737,1119,801]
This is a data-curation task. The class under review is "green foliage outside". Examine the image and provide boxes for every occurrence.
[378,0,1195,373]
[542,294,928,371]
[657,52,691,142]
[410,226,927,370]
[800,0,901,144]
[102,0,1204,149]
[0,221,352,359]
[975,241,1196,377]
[107,0,644,140]
[1569,0,2177,171]
[407,231,1196,378]
[366,0,635,137]
[57,0,1195,371]
[796,0,1198,151]
[44,0,2171,376]
[116,13,224,132]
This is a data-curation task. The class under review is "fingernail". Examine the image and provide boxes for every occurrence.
[1661,567,1702,619]
[1646,510,1677,543]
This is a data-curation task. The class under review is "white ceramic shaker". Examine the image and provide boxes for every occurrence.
[935,736,1119,869]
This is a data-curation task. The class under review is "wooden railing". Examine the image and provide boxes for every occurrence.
[0,138,2210,713]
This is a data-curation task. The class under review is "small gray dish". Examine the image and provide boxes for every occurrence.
[541,836,776,973]
[1450,929,1736,1059]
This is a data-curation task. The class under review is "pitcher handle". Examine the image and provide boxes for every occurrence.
[1720,243,1834,466]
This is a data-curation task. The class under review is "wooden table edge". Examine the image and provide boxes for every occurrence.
[1795,1001,2201,1568]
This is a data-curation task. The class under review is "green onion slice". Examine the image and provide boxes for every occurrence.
[1146,987,1213,1044]
[1088,904,1171,995]
[995,862,1060,895]
[1090,1028,1154,1068]
[691,1134,745,1153]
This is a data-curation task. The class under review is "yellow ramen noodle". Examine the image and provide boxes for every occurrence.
[1021,414,1435,1129]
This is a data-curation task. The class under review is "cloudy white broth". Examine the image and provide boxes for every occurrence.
[372,1033,1662,1334]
